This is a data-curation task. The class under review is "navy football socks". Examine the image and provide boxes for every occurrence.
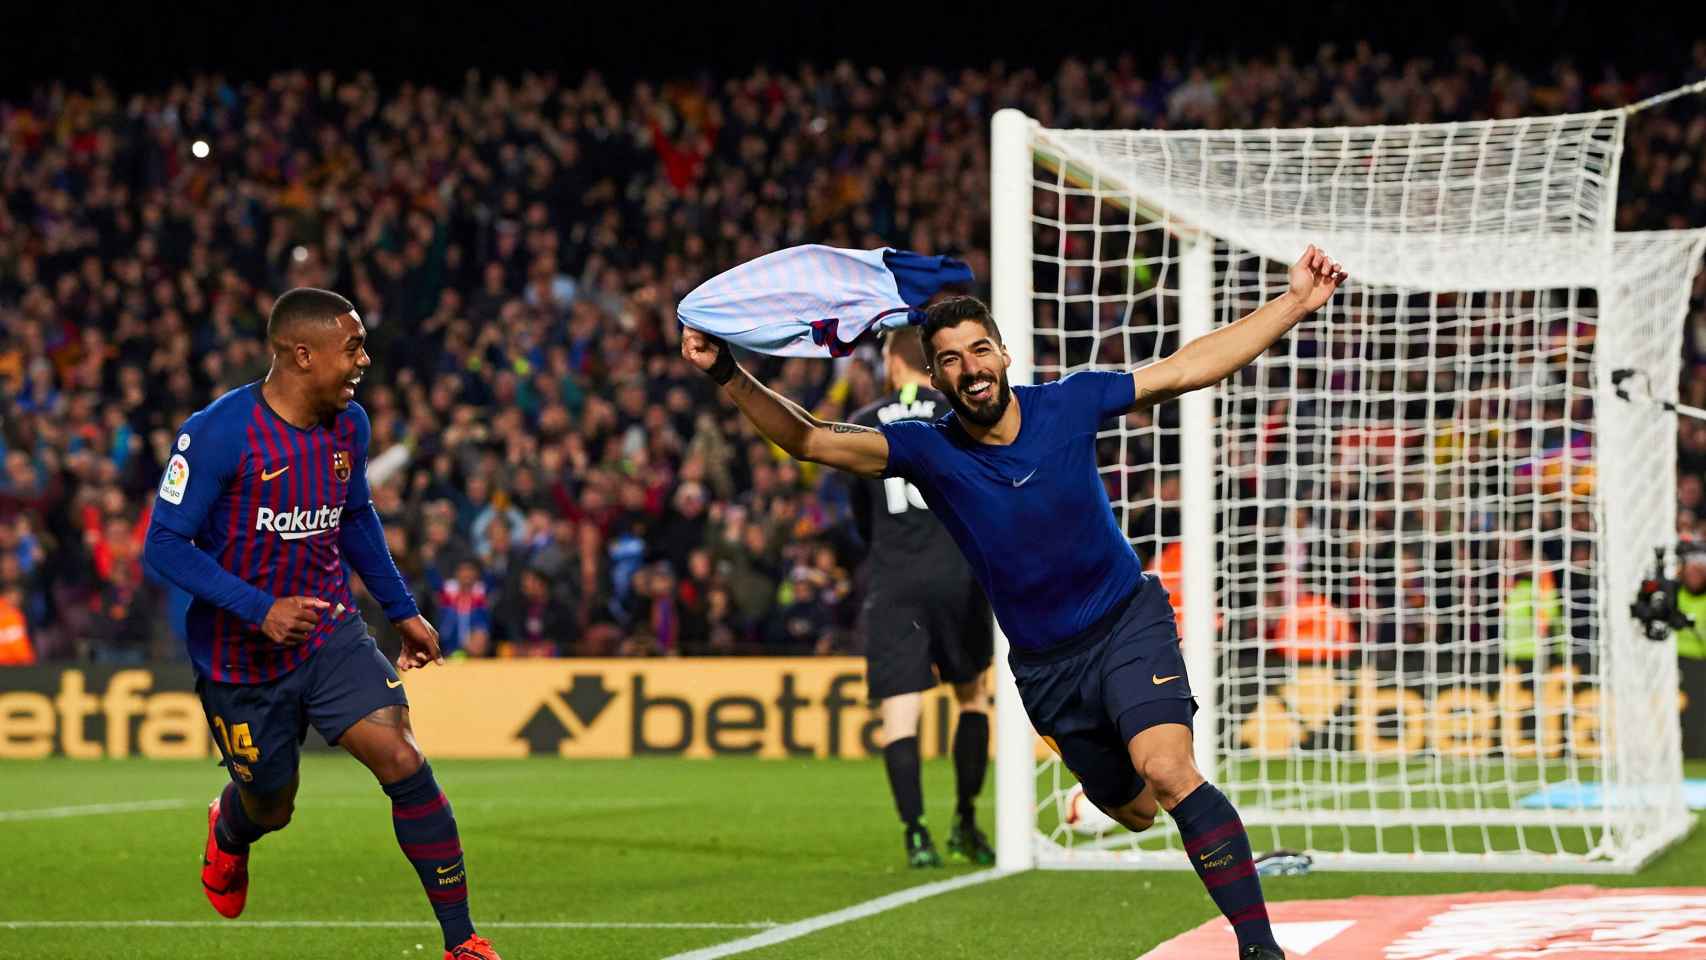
[1172,781,1279,952]
[214,782,270,853]
[384,762,475,950]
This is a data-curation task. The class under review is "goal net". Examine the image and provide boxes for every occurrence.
[989,107,1706,873]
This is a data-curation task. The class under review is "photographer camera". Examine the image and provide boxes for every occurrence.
[1628,544,1706,758]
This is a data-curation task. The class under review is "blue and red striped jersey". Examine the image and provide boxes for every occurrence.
[151,383,370,683]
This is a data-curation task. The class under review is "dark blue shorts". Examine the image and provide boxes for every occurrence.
[196,616,407,794]
[1009,581,1197,810]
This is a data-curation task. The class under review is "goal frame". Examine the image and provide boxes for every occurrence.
[988,107,1699,875]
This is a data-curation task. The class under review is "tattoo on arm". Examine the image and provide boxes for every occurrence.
[360,705,408,728]
[830,422,877,435]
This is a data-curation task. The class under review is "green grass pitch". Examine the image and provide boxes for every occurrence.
[4,757,1702,959]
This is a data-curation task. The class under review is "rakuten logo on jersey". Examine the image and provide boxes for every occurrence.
[255,505,344,541]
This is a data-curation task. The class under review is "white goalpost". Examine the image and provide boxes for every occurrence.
[990,103,1706,873]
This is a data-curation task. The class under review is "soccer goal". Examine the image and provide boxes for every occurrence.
[989,105,1706,873]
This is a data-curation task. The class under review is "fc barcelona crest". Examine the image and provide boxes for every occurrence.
[332,450,351,482]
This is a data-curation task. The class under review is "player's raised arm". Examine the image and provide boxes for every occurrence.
[1126,244,1347,412]
[682,328,891,478]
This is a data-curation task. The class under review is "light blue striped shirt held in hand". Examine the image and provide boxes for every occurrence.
[676,244,974,358]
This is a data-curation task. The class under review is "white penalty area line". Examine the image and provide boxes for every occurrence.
[662,868,1008,960]
[0,920,778,931]
[0,799,196,822]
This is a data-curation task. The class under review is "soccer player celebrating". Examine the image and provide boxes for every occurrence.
[848,327,995,868]
[683,246,1347,960]
[143,289,500,960]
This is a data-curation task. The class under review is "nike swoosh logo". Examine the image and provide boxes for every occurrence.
[1011,468,1039,487]
[387,679,404,689]
[274,528,334,541]
[1199,841,1231,862]
[261,466,289,481]
[1152,674,1180,685]
[436,861,462,874]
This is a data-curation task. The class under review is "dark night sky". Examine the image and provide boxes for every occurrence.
[2,0,1701,97]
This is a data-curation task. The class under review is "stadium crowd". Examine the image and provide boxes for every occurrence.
[1,41,1703,665]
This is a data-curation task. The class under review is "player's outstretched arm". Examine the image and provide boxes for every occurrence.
[681,328,890,478]
[1127,244,1347,412]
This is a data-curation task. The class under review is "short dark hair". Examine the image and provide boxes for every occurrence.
[919,295,1002,367]
[883,326,928,374]
[268,288,354,348]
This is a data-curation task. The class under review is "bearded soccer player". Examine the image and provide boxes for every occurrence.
[142,288,500,960]
[848,327,995,868]
[683,246,1348,960]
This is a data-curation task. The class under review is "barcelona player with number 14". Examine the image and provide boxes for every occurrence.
[142,289,500,960]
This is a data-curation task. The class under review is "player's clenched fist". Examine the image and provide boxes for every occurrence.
[262,596,330,644]
[680,328,736,385]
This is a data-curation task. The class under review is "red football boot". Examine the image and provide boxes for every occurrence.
[201,796,249,918]
[445,934,501,959]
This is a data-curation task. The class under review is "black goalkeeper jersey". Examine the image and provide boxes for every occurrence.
[849,385,976,596]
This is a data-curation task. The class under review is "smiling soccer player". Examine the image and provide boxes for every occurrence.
[143,288,500,960]
[683,247,1348,960]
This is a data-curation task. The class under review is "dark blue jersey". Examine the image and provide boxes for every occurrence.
[878,370,1151,651]
[148,383,368,682]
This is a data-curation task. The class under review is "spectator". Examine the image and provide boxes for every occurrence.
[769,563,838,655]
[651,481,709,574]
[1501,538,1565,666]
[1680,549,1706,661]
[710,505,779,633]
[437,559,493,658]
[498,567,574,657]
[1679,548,1706,758]
[479,512,527,620]
[1263,585,1354,664]
[0,583,33,665]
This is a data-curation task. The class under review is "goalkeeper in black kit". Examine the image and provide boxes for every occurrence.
[847,328,996,868]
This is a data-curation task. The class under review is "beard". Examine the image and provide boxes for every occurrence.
[946,370,1012,427]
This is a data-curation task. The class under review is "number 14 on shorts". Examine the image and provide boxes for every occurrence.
[212,715,261,762]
